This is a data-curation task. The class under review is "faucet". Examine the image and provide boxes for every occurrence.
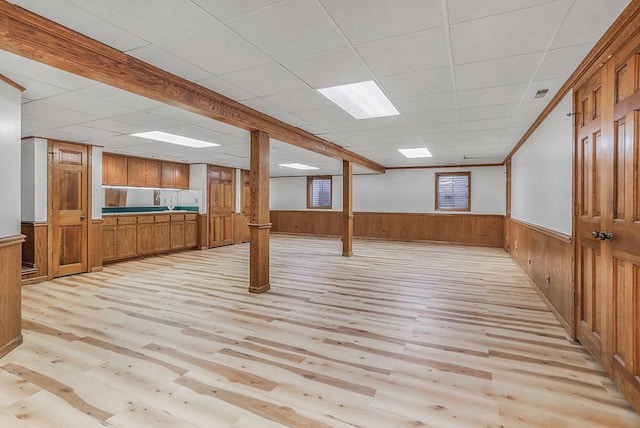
[168,194,176,211]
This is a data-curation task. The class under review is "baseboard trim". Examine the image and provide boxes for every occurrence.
[0,335,23,359]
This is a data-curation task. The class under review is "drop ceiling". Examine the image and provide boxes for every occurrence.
[1,0,631,176]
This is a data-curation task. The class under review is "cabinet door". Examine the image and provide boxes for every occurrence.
[161,162,176,188]
[116,224,137,258]
[171,221,185,250]
[184,221,197,248]
[102,225,117,261]
[103,153,128,185]
[145,159,161,187]
[175,163,190,189]
[155,222,171,252]
[137,223,155,255]
[127,157,145,187]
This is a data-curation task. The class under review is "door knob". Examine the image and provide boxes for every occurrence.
[593,230,613,241]
[591,231,600,238]
[80,215,87,221]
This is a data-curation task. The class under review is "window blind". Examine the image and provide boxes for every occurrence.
[310,177,331,207]
[437,174,469,209]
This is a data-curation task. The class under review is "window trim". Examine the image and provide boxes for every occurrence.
[307,175,333,209]
[435,171,471,212]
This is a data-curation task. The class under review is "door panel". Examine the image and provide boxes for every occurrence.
[51,141,88,277]
[208,165,235,247]
[241,169,250,243]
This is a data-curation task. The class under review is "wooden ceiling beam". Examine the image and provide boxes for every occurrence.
[0,1,385,174]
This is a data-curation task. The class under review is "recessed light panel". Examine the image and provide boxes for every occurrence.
[398,147,433,158]
[318,80,399,119]
[131,131,219,148]
[278,163,319,170]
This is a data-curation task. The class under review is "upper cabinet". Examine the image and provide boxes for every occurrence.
[127,157,161,187]
[103,153,188,189]
[103,153,128,186]
[161,161,189,189]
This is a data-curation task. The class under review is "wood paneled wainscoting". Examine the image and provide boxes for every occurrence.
[270,211,504,247]
[89,219,103,273]
[20,222,47,284]
[0,235,24,358]
[508,219,574,335]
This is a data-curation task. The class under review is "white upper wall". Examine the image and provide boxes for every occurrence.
[511,91,573,235]
[0,80,21,237]
[271,166,506,214]
[92,146,103,219]
[21,137,49,222]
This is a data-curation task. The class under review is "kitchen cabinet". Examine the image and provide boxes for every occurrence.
[102,153,128,186]
[161,161,190,189]
[101,213,198,263]
[127,158,161,187]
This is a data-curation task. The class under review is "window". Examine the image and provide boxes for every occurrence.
[435,172,471,211]
[307,176,332,209]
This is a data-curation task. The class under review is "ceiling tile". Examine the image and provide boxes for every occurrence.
[241,98,286,116]
[535,44,592,81]
[12,0,147,51]
[52,124,120,140]
[145,105,212,125]
[127,46,213,82]
[282,48,373,88]
[459,118,511,132]
[0,51,95,90]
[447,0,554,24]
[22,100,99,124]
[38,92,137,117]
[394,93,457,115]
[263,89,335,113]
[450,2,566,65]
[357,28,449,77]
[158,24,273,75]
[405,109,459,126]
[82,119,149,135]
[197,121,247,136]
[21,114,72,136]
[195,76,257,101]
[190,0,282,21]
[457,83,528,109]
[380,67,453,98]
[221,63,309,97]
[455,53,542,91]
[320,0,443,45]
[552,0,631,49]
[75,84,166,111]
[0,72,68,100]
[68,0,218,43]
[225,0,347,60]
[111,111,185,130]
[294,107,353,124]
[459,104,518,122]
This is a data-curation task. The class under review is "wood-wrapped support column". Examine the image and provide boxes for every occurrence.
[342,160,353,257]
[248,130,271,293]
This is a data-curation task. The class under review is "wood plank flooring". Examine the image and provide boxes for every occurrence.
[0,235,638,427]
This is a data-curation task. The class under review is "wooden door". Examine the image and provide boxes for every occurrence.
[208,165,235,247]
[609,47,640,411]
[576,74,605,358]
[576,38,640,412]
[50,141,88,277]
[241,169,251,243]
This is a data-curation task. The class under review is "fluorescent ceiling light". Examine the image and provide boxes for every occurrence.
[318,80,399,119]
[131,131,219,148]
[398,147,433,158]
[279,163,319,170]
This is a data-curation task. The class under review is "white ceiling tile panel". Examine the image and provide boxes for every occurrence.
[126,46,213,82]
[0,72,68,100]
[21,114,72,135]
[552,0,631,49]
[457,84,528,109]
[11,0,148,51]
[357,29,450,77]
[240,98,286,116]
[0,51,95,90]
[225,0,348,61]
[36,92,137,117]
[380,67,453,99]
[447,0,555,24]
[394,93,457,115]
[450,2,567,65]
[68,0,218,43]
[190,0,283,21]
[75,85,166,111]
[82,119,149,135]
[282,48,373,88]
[320,0,444,45]
[221,63,309,97]
[294,107,353,124]
[52,124,120,140]
[195,76,257,101]
[405,109,459,126]
[535,44,592,81]
[158,24,273,75]
[455,53,542,91]
[110,111,185,130]
[263,90,335,113]
[459,104,518,122]
[145,105,212,125]
[22,100,100,124]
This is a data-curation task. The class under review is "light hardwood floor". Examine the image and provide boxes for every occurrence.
[0,235,638,427]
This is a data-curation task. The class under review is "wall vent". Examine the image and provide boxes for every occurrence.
[534,89,549,99]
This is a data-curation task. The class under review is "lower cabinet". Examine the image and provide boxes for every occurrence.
[102,213,199,262]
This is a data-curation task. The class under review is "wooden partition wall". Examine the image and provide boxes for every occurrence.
[0,235,24,358]
[20,221,48,283]
[270,211,504,247]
